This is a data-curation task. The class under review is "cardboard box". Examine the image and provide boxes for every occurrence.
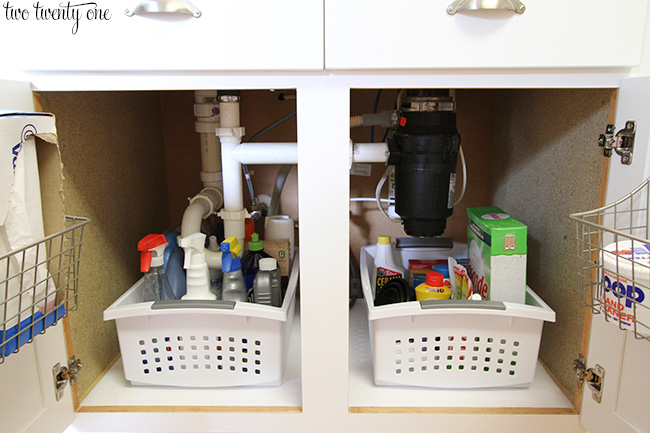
[467,206,527,304]
[0,111,66,355]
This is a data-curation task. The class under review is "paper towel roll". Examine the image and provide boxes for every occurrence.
[601,240,650,334]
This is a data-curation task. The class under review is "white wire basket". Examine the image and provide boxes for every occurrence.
[104,250,299,388]
[360,244,555,388]
[0,215,90,363]
[569,176,650,340]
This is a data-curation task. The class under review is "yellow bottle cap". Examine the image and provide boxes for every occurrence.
[378,235,391,245]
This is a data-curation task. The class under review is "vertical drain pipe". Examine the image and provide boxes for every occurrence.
[217,92,250,244]
[194,90,222,191]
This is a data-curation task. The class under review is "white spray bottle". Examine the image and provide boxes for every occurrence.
[179,232,217,300]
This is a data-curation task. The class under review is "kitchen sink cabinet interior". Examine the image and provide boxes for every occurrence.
[35,87,613,417]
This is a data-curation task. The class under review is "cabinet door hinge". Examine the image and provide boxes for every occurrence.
[52,356,82,401]
[598,121,636,165]
[573,355,604,403]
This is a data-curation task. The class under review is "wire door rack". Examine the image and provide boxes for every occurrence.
[570,176,650,341]
[0,215,90,363]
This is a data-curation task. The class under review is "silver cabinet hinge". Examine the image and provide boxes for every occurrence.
[53,356,82,401]
[598,121,636,165]
[573,355,604,403]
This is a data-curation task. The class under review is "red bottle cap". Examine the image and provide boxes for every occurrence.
[425,271,444,287]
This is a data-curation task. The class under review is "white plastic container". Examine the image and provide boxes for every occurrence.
[360,244,555,388]
[600,240,650,334]
[372,235,406,297]
[103,250,299,388]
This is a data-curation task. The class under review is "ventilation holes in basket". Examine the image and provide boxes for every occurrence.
[137,334,266,376]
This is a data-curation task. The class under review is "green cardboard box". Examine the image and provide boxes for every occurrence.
[467,207,527,303]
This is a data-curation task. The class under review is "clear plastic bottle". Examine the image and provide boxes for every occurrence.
[138,234,176,302]
[372,235,406,297]
[252,257,282,307]
[241,233,271,292]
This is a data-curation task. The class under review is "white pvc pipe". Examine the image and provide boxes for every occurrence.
[204,249,223,270]
[201,133,221,174]
[180,188,222,237]
[230,142,298,164]
[352,142,389,164]
[181,200,211,238]
[220,102,240,128]
[194,91,222,192]
[220,135,244,211]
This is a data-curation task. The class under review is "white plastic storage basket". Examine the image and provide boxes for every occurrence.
[104,250,299,388]
[360,245,555,388]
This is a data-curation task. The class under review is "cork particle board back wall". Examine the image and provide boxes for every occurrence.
[489,88,611,400]
[40,91,170,399]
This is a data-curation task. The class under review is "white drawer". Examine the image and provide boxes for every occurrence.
[325,0,648,70]
[2,0,323,71]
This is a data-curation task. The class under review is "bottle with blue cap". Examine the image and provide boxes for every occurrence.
[221,239,248,303]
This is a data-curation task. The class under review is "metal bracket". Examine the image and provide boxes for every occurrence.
[52,356,83,401]
[598,121,636,165]
[573,355,605,403]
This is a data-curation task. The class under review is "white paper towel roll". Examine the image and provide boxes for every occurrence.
[601,240,650,334]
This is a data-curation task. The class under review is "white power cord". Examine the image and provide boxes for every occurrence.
[350,198,391,203]
[376,165,402,223]
[454,146,467,206]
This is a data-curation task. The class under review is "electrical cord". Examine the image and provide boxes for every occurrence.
[375,165,402,223]
[370,89,382,143]
[454,146,467,206]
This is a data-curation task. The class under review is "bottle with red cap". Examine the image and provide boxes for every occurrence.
[138,234,176,302]
[415,271,452,301]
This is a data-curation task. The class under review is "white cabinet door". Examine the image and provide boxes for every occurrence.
[325,0,648,70]
[580,76,650,433]
[0,78,74,433]
[1,0,323,71]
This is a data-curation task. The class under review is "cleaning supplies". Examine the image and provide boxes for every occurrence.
[163,231,186,299]
[138,234,176,302]
[415,271,452,301]
[372,235,405,297]
[207,235,223,299]
[241,232,271,292]
[179,232,217,300]
[221,240,248,302]
[252,257,282,306]
[600,240,650,334]
[467,206,527,303]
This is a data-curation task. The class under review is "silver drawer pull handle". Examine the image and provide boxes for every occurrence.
[447,0,526,15]
[125,0,202,18]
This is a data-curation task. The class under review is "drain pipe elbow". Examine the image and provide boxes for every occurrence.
[180,187,223,238]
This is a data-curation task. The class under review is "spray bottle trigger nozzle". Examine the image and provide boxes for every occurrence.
[183,248,193,269]
[140,250,152,273]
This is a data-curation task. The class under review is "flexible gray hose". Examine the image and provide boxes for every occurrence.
[269,164,293,216]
